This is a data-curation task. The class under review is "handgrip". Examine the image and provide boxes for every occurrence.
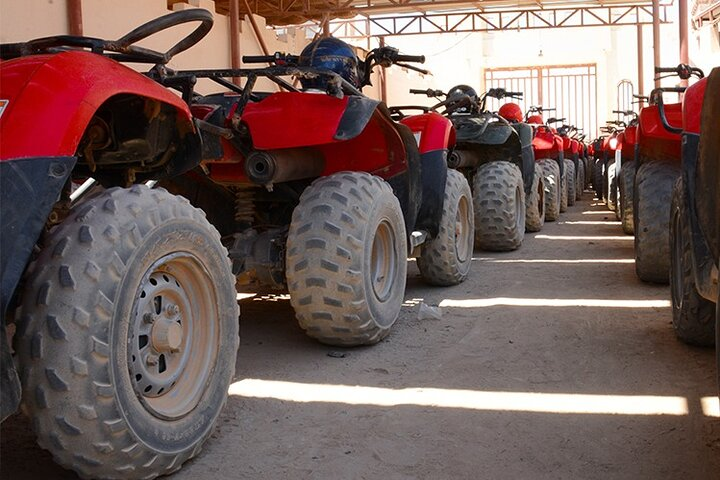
[394,54,425,63]
[243,55,275,63]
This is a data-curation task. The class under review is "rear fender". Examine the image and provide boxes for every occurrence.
[0,156,76,421]
[0,51,196,165]
[683,77,707,135]
[682,134,718,303]
[399,112,454,154]
[696,67,720,264]
[240,92,380,149]
[638,103,682,161]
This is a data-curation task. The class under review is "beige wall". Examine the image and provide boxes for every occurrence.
[0,0,310,93]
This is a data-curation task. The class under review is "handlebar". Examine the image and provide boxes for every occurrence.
[394,54,425,63]
[654,64,704,80]
[410,88,445,97]
[242,53,298,65]
[547,117,566,124]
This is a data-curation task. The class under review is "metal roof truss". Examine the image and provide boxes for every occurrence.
[305,3,671,38]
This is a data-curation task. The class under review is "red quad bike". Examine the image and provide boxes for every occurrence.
[177,40,473,347]
[0,9,475,480]
[555,122,586,207]
[526,107,566,222]
[0,10,239,479]
[601,120,625,213]
[668,66,718,352]
[613,109,640,234]
[397,86,536,250]
[633,64,704,284]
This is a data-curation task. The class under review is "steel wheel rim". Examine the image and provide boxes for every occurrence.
[129,252,218,420]
[370,219,397,302]
[455,194,472,262]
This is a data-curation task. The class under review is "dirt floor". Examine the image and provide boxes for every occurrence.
[2,191,719,479]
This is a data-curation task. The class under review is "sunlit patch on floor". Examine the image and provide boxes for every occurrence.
[560,221,622,225]
[535,235,634,241]
[252,294,291,302]
[582,211,613,215]
[229,379,691,416]
[437,297,671,308]
[701,397,720,417]
[473,258,634,264]
[237,293,257,300]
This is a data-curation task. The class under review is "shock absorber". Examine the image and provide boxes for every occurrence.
[233,185,257,228]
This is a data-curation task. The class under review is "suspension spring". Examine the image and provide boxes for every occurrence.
[234,186,257,226]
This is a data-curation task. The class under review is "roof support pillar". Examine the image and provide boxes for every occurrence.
[652,0,661,88]
[230,0,241,85]
[67,0,83,36]
[637,23,644,106]
[679,0,689,87]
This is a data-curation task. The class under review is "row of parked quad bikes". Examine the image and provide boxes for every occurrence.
[0,9,717,480]
[588,63,719,354]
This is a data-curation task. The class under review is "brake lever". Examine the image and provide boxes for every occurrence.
[395,63,429,75]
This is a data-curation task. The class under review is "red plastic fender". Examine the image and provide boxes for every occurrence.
[240,92,350,150]
[531,126,558,160]
[399,111,455,154]
[210,93,408,183]
[682,77,707,134]
[0,51,194,160]
[570,139,580,155]
[638,103,682,160]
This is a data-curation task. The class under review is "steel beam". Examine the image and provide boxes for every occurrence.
[311,4,671,38]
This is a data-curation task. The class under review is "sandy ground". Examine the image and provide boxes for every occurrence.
[2,192,719,479]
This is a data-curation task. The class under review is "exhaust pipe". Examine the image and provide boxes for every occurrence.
[245,149,325,185]
[447,149,482,169]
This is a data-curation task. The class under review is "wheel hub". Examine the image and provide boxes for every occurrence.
[129,270,192,403]
[151,316,184,353]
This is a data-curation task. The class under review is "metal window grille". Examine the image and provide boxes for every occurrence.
[484,64,598,138]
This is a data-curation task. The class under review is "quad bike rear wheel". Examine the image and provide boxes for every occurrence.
[418,169,474,286]
[634,160,681,283]
[564,159,576,207]
[606,161,617,212]
[286,172,407,346]
[575,160,584,201]
[670,179,715,346]
[525,163,545,232]
[619,161,636,235]
[592,159,604,199]
[472,161,525,251]
[560,162,569,213]
[540,159,561,222]
[17,186,239,480]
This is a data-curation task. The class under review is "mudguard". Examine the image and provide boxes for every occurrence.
[400,112,453,238]
[241,93,380,149]
[695,67,719,264]
[638,103,682,162]
[511,123,535,193]
[683,77,708,135]
[0,156,75,421]
[0,51,195,160]
[237,94,407,180]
